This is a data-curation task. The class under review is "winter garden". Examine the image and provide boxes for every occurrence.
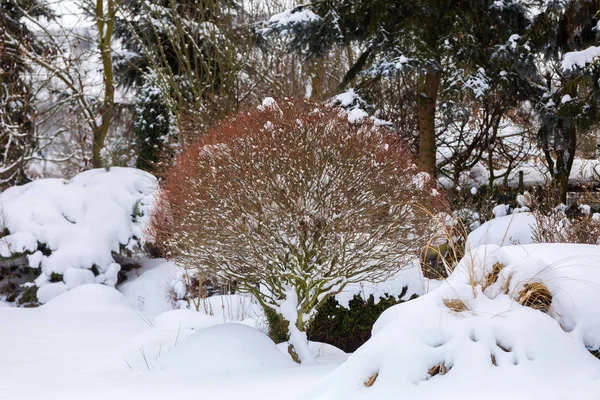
[3,0,600,399]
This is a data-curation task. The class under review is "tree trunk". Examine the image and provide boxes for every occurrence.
[417,70,441,176]
[287,311,316,365]
[92,0,115,168]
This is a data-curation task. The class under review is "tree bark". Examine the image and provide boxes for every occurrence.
[417,70,441,176]
[92,0,115,168]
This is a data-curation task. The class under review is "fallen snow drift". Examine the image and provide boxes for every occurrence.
[307,243,600,399]
[0,167,157,302]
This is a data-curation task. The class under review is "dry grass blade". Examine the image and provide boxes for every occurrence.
[443,298,468,313]
[516,282,553,313]
[485,262,505,288]
[364,372,379,387]
[491,354,497,366]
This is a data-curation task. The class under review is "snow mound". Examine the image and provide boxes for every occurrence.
[0,167,157,302]
[154,309,222,331]
[123,309,223,370]
[159,323,295,374]
[307,244,600,399]
[42,284,132,311]
[467,212,536,249]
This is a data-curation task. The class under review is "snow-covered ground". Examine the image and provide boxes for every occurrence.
[0,267,338,400]
[3,170,600,399]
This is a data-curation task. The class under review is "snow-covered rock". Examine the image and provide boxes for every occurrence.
[0,167,157,303]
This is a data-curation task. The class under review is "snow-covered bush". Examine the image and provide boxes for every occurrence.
[151,98,444,363]
[0,167,157,304]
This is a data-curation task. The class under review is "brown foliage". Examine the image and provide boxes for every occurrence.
[150,98,444,327]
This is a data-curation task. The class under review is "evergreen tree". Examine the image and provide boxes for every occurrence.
[259,0,537,176]
[134,79,172,171]
[529,0,600,202]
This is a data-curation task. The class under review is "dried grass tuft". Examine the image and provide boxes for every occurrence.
[364,372,379,387]
[491,354,497,366]
[443,298,468,313]
[485,262,505,288]
[428,363,449,378]
[516,282,553,313]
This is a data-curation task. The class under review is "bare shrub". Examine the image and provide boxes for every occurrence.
[532,206,600,245]
[150,98,444,363]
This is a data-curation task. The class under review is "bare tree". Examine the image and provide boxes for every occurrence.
[150,99,444,364]
[92,0,115,167]
[3,4,115,173]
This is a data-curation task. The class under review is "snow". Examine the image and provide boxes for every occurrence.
[0,167,157,302]
[279,288,316,364]
[268,8,321,26]
[0,281,336,399]
[336,89,359,107]
[335,259,426,308]
[492,203,509,217]
[561,94,573,103]
[563,46,600,71]
[278,341,349,364]
[448,159,600,190]
[4,235,600,399]
[36,282,69,303]
[347,108,369,124]
[467,212,536,248]
[194,294,265,326]
[119,259,180,315]
[42,284,134,311]
[159,323,295,374]
[63,268,96,289]
[307,243,600,399]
